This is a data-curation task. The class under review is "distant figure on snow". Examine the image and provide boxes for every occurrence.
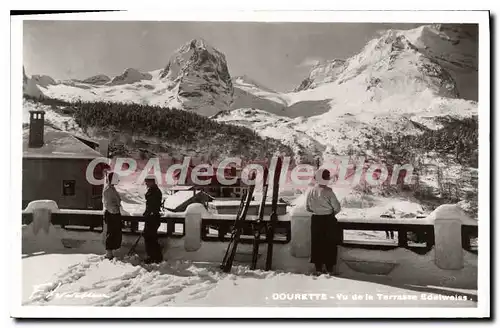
[385,230,395,240]
[306,169,342,276]
[143,175,163,264]
[102,172,123,260]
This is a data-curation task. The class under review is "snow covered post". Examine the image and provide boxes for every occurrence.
[24,200,59,235]
[184,203,205,252]
[289,204,312,258]
[431,204,476,270]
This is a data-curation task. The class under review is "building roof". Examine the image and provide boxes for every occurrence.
[164,190,214,212]
[168,185,195,192]
[74,135,100,149]
[23,127,103,159]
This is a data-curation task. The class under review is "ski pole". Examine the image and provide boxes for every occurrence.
[128,232,143,256]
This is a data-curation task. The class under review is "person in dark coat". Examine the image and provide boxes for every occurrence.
[143,175,163,264]
[102,172,122,259]
[306,168,342,276]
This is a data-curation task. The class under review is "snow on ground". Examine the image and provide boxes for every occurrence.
[21,169,476,308]
[22,253,476,307]
[22,254,92,303]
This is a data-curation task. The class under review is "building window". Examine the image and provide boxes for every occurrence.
[92,184,103,196]
[62,180,76,196]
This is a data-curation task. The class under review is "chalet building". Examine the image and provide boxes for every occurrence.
[173,166,249,199]
[22,110,108,210]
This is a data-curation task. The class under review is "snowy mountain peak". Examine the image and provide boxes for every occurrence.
[184,38,212,52]
[157,38,234,115]
[110,68,153,86]
[293,25,476,102]
[82,74,111,85]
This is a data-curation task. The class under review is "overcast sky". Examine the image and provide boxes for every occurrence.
[23,21,422,92]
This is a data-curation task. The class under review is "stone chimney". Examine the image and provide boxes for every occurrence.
[98,139,109,157]
[29,110,45,148]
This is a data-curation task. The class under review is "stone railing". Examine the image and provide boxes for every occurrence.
[288,203,478,288]
[22,200,478,288]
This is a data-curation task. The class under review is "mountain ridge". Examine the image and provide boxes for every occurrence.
[23,24,478,161]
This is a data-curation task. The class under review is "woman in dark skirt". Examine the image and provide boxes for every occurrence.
[104,211,122,252]
[306,169,342,275]
[310,214,340,273]
[102,172,122,259]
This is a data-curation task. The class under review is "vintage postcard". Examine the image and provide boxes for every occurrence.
[10,10,490,318]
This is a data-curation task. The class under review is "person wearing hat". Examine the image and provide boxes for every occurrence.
[305,168,342,276]
[102,172,123,259]
[143,175,163,264]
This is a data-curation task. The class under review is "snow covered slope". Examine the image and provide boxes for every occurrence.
[295,59,346,92]
[22,99,86,137]
[214,108,325,163]
[231,75,288,115]
[285,24,477,114]
[405,24,478,101]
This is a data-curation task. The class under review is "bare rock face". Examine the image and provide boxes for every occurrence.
[31,74,57,88]
[110,68,152,85]
[160,38,233,116]
[82,74,111,85]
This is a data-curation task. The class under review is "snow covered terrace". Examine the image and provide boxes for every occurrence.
[20,200,478,308]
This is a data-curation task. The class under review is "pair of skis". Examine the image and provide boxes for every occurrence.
[263,157,282,271]
[250,169,269,270]
[221,157,282,273]
[220,172,257,273]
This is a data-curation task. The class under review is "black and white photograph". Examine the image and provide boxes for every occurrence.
[9,9,490,318]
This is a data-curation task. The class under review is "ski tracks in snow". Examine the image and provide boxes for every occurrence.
[25,255,226,306]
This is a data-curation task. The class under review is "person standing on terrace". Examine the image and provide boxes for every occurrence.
[142,175,163,264]
[102,172,123,260]
[306,168,342,276]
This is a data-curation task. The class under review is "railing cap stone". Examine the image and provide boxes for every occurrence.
[24,200,60,214]
[185,203,208,216]
[427,204,477,225]
[289,204,312,217]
